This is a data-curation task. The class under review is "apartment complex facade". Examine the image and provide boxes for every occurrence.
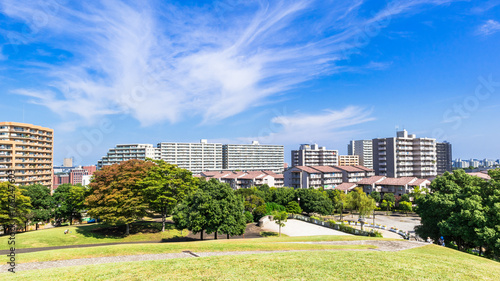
[284,166,343,189]
[347,140,373,169]
[97,144,160,169]
[338,155,359,166]
[291,144,338,167]
[199,170,284,189]
[223,141,284,173]
[158,139,223,173]
[357,176,430,197]
[0,122,53,188]
[436,141,452,175]
[98,140,284,174]
[372,130,437,178]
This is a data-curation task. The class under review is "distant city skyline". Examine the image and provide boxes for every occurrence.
[1,1,499,165]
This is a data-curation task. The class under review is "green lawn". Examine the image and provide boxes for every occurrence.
[2,245,500,280]
[0,222,186,249]
[13,235,376,263]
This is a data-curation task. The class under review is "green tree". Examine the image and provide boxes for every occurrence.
[296,188,333,215]
[410,185,428,201]
[370,191,381,203]
[86,160,155,235]
[269,187,296,206]
[243,194,265,212]
[0,182,31,234]
[286,201,302,214]
[416,170,488,254]
[53,184,86,225]
[212,182,246,239]
[252,205,267,222]
[142,159,198,232]
[272,210,288,237]
[400,194,410,203]
[380,200,394,215]
[383,193,395,204]
[399,201,412,216]
[20,184,53,229]
[172,188,217,240]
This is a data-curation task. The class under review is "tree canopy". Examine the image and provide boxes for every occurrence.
[142,159,198,231]
[86,160,155,235]
[416,169,500,259]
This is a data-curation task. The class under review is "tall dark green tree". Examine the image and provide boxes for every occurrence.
[295,188,333,215]
[53,184,86,225]
[0,182,31,234]
[142,159,198,232]
[20,184,53,229]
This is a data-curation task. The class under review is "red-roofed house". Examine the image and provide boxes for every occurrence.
[198,170,284,189]
[284,166,342,189]
[335,165,375,183]
[358,176,430,196]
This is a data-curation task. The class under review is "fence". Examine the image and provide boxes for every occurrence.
[288,214,377,237]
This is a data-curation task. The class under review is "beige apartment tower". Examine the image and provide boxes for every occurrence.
[0,122,53,189]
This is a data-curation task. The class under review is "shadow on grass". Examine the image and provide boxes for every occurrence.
[74,221,180,240]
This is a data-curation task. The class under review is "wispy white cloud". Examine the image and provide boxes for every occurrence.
[476,19,500,36]
[239,106,375,145]
[0,0,458,128]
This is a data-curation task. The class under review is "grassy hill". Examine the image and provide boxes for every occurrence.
[2,243,500,280]
[0,222,185,248]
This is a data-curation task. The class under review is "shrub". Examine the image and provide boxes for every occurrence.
[252,205,267,222]
[310,216,322,221]
[265,202,286,215]
[244,211,254,223]
[286,201,302,214]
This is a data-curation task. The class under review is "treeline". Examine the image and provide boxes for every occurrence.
[0,182,85,234]
[1,159,378,238]
[416,169,500,260]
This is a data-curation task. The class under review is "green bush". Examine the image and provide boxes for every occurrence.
[265,202,286,215]
[252,205,267,222]
[244,211,254,223]
[310,216,322,221]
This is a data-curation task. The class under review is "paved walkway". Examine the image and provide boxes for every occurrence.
[0,240,429,272]
[261,219,351,236]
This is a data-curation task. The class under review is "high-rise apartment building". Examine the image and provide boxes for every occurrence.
[338,155,359,166]
[223,141,284,173]
[347,140,373,169]
[436,142,452,175]
[97,144,160,169]
[0,122,53,189]
[372,130,437,178]
[158,139,223,174]
[291,144,338,167]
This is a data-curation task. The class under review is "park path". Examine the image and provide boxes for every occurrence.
[0,240,428,272]
[261,219,351,236]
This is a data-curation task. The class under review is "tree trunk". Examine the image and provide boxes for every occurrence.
[70,215,73,225]
[162,208,166,232]
[200,229,204,240]
[36,223,39,230]
[227,233,230,239]
[279,225,281,237]
[125,223,130,236]
[215,231,218,239]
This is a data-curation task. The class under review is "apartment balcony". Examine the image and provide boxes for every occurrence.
[378,152,386,156]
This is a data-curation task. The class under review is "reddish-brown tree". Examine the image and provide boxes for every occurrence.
[86,160,155,235]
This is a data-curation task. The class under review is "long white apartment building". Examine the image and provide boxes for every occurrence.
[97,140,284,174]
[372,130,437,178]
[347,140,373,169]
[223,141,284,173]
[291,144,338,167]
[158,140,223,173]
[97,144,160,169]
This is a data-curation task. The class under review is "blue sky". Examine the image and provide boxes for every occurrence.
[1,0,499,166]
